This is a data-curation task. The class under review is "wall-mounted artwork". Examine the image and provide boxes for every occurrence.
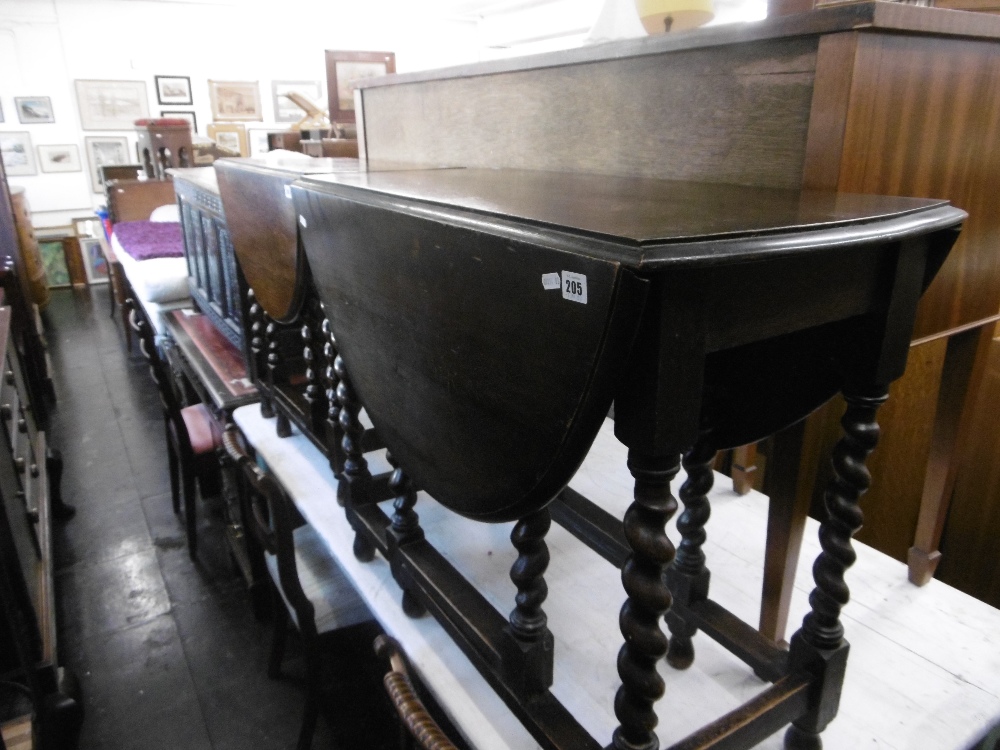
[84,135,130,192]
[155,75,192,105]
[208,80,262,122]
[1,131,37,176]
[15,96,54,124]
[246,127,272,157]
[272,81,322,123]
[325,50,395,125]
[38,144,82,173]
[75,79,150,130]
[161,110,197,134]
[206,122,248,156]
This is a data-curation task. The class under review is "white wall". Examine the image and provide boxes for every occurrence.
[0,0,482,227]
[0,0,764,228]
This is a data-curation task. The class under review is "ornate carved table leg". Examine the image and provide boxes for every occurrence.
[334,354,375,561]
[387,462,427,618]
[666,436,715,670]
[785,388,888,750]
[501,508,554,698]
[247,289,273,419]
[613,451,680,750]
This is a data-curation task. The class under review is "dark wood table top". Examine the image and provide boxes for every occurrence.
[295,168,964,521]
[165,310,257,414]
[298,169,959,268]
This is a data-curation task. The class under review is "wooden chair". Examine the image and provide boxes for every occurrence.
[221,425,372,750]
[374,635,462,750]
[126,298,221,558]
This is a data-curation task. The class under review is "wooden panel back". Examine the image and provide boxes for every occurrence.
[937,329,1000,607]
[810,31,1000,338]
[106,179,177,224]
[362,36,819,190]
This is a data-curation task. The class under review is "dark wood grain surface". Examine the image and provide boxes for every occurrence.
[215,157,361,322]
[301,169,953,263]
[106,179,176,224]
[295,169,964,520]
[167,309,256,408]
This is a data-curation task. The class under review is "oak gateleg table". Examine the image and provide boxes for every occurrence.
[280,168,964,749]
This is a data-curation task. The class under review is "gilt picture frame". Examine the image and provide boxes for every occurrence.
[208,80,262,122]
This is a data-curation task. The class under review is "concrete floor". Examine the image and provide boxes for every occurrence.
[44,287,400,750]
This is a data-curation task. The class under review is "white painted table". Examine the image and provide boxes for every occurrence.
[233,406,1000,750]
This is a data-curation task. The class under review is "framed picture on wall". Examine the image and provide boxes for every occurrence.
[246,127,272,157]
[206,122,248,156]
[15,96,55,124]
[208,80,262,122]
[271,81,322,123]
[75,79,149,130]
[38,144,82,173]
[84,135,130,193]
[0,131,37,176]
[325,50,395,125]
[154,75,192,105]
[161,110,197,134]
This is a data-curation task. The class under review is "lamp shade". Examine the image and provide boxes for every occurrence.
[635,0,714,32]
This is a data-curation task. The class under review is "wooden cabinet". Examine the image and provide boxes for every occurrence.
[0,305,80,749]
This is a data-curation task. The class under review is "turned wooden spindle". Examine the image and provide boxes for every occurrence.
[322,319,344,478]
[508,508,551,642]
[247,288,273,418]
[265,317,291,437]
[666,437,716,670]
[301,314,325,436]
[613,451,680,750]
[334,354,375,561]
[785,388,888,750]
[388,463,426,617]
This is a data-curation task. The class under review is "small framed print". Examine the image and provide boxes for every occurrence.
[15,96,55,124]
[161,110,197,134]
[155,75,192,105]
[208,80,262,122]
[38,144,82,173]
[246,127,272,157]
[207,122,248,156]
[271,81,322,123]
[84,136,131,193]
[75,79,150,130]
[1,131,37,176]
[325,50,395,125]
[80,237,109,284]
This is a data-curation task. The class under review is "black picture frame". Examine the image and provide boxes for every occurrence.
[160,110,197,134]
[154,75,193,106]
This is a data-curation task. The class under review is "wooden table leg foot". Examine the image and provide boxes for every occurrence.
[784,724,822,750]
[907,546,942,586]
